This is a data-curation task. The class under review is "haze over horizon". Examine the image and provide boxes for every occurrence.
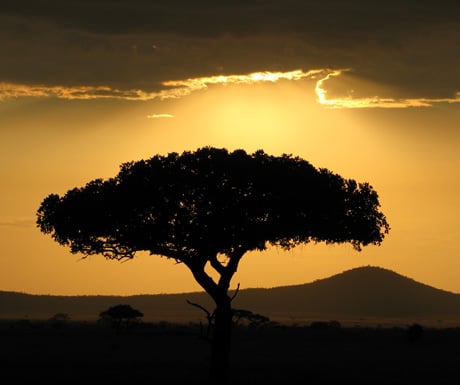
[1,1,459,296]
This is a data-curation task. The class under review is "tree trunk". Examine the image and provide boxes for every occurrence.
[209,296,233,385]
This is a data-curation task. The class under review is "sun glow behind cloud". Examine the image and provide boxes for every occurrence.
[1,69,460,109]
[161,69,324,96]
[0,70,322,102]
[316,70,460,108]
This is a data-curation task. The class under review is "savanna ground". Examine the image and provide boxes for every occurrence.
[1,319,460,384]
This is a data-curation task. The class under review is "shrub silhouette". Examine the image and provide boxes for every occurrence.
[48,313,70,329]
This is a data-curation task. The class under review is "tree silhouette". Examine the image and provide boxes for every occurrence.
[232,309,271,328]
[36,147,389,384]
[99,304,144,328]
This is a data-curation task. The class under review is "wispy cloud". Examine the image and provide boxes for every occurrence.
[147,114,174,119]
[0,69,323,101]
[2,69,459,109]
[0,217,34,228]
[160,69,324,97]
[0,82,158,101]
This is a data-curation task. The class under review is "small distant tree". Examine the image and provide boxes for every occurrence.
[48,313,70,328]
[36,147,389,384]
[99,304,144,328]
[232,309,271,328]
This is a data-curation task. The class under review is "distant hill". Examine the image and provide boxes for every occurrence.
[2,266,460,325]
[235,266,460,322]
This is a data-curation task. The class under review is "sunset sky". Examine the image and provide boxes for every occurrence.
[1,1,459,296]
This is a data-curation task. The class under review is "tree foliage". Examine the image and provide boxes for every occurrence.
[37,147,389,264]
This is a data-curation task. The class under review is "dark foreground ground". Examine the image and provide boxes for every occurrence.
[1,320,460,385]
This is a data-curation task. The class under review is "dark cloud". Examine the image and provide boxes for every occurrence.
[1,0,459,98]
[3,1,458,37]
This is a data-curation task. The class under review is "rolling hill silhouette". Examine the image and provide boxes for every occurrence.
[2,266,460,324]
[235,266,460,322]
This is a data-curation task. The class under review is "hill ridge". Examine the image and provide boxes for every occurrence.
[259,266,455,294]
[2,266,460,324]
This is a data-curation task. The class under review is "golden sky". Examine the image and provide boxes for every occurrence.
[1,1,459,295]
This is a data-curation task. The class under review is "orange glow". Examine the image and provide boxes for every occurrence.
[1,70,460,296]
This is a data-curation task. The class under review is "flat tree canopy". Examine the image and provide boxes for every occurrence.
[37,147,389,264]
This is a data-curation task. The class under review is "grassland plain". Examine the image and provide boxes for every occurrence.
[2,320,460,385]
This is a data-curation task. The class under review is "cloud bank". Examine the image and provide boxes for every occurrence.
[1,1,459,103]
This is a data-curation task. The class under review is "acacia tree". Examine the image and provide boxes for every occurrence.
[99,304,144,328]
[36,147,389,384]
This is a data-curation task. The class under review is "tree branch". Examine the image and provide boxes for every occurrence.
[184,259,220,303]
[230,283,240,302]
[147,245,190,262]
[186,300,216,341]
[186,300,214,320]
[218,248,246,291]
[209,254,226,275]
